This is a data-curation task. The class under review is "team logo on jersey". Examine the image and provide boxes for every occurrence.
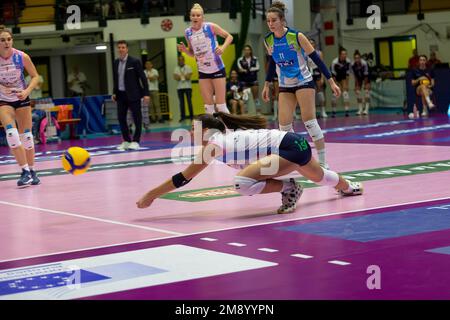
[277,60,295,67]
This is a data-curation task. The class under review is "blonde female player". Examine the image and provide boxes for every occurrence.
[177,3,233,114]
[0,27,41,187]
[261,1,341,169]
[136,112,363,214]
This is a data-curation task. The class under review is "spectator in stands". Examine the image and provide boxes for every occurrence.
[237,45,261,114]
[427,51,441,69]
[94,0,110,18]
[411,54,435,118]
[408,48,419,70]
[112,1,123,19]
[173,55,194,122]
[67,65,87,97]
[227,70,246,115]
[112,40,149,151]
[144,60,163,123]
[25,73,44,100]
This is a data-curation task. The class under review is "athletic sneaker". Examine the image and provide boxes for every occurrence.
[128,142,140,150]
[17,169,32,188]
[117,141,130,151]
[30,170,41,185]
[356,108,363,115]
[331,111,336,118]
[277,178,304,214]
[345,111,350,117]
[339,181,364,196]
[321,110,328,118]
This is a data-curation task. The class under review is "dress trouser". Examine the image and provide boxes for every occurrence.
[117,91,142,143]
[178,88,193,119]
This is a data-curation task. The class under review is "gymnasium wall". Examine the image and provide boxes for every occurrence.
[338,8,450,66]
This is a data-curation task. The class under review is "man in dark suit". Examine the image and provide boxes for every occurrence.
[113,40,150,150]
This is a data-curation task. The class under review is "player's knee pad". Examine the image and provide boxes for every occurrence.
[279,123,294,132]
[316,91,325,105]
[216,103,230,114]
[20,129,34,150]
[234,176,266,196]
[204,104,215,114]
[6,126,21,149]
[316,169,340,187]
[304,119,324,141]
[343,91,350,103]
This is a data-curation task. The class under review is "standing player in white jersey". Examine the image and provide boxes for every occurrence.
[261,1,340,169]
[136,112,363,214]
[177,3,233,115]
[0,27,41,187]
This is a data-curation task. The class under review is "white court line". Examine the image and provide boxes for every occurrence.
[0,196,449,264]
[0,200,183,237]
[227,242,247,247]
[200,238,218,242]
[258,248,279,253]
[328,260,351,266]
[291,253,313,259]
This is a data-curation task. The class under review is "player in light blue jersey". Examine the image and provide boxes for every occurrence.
[262,1,341,169]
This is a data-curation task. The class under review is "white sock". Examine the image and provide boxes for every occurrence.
[21,164,30,172]
[281,180,293,192]
[425,96,432,105]
[358,102,363,112]
[317,149,326,165]
[216,103,230,114]
[204,104,215,114]
[279,123,294,132]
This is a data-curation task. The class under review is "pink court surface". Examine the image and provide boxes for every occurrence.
[0,113,449,300]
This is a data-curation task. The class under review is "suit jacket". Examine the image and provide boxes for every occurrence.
[113,55,149,101]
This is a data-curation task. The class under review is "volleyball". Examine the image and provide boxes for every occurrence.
[62,147,91,175]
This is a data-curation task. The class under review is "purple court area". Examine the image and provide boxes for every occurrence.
[0,113,449,300]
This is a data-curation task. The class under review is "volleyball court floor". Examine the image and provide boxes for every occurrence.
[0,113,449,299]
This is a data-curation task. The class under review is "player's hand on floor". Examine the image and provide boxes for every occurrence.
[136,194,155,209]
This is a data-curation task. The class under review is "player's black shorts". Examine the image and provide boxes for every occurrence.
[0,98,31,109]
[279,80,315,94]
[199,68,226,79]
